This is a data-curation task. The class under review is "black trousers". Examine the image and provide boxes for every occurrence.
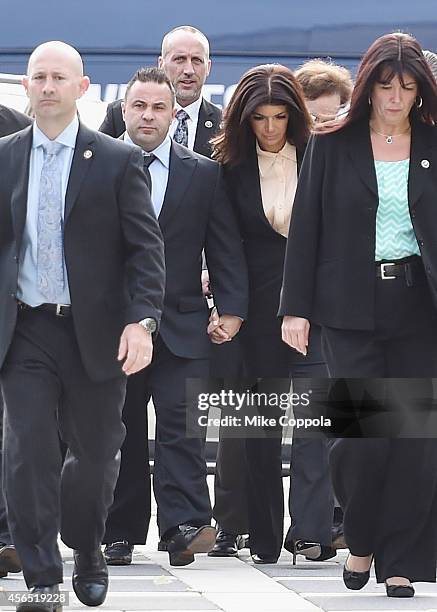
[1,308,126,588]
[324,273,437,582]
[211,338,249,534]
[244,325,332,559]
[0,397,11,546]
[104,338,211,543]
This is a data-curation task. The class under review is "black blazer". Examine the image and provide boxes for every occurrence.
[0,105,32,137]
[278,118,437,330]
[0,124,165,381]
[224,143,306,376]
[154,141,248,359]
[99,98,221,158]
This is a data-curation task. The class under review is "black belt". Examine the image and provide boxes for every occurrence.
[375,257,424,285]
[17,300,72,317]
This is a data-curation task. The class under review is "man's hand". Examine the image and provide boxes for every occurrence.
[281,316,310,356]
[118,323,153,375]
[207,308,242,344]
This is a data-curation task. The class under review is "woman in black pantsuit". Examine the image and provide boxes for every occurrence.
[280,33,437,597]
[212,65,335,565]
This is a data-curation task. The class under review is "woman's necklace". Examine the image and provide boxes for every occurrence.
[370,124,411,144]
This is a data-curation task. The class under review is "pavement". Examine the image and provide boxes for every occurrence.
[1,477,437,611]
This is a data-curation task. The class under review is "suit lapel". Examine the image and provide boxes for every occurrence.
[64,123,96,221]
[193,99,217,154]
[10,126,32,248]
[409,119,433,210]
[347,122,378,198]
[158,142,197,229]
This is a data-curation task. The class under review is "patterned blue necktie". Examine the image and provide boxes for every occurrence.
[173,109,189,147]
[37,141,65,302]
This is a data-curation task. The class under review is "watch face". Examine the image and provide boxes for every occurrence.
[141,318,156,333]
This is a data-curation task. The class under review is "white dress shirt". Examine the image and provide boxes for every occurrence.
[124,132,171,218]
[169,97,202,151]
[17,116,79,306]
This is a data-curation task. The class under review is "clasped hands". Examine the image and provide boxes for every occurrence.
[208,307,242,344]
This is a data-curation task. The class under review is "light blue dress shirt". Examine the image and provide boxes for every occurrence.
[124,132,170,217]
[17,116,79,306]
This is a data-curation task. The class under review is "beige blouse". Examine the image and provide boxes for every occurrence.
[256,141,298,238]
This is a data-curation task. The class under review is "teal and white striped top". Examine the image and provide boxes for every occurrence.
[374,159,420,261]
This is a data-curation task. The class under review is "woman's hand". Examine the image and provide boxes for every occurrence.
[281,316,310,356]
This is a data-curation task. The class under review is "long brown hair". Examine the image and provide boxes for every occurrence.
[212,64,311,166]
[341,32,437,130]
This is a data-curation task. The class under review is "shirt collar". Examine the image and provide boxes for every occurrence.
[175,96,202,122]
[124,131,171,169]
[32,115,79,150]
[256,140,296,162]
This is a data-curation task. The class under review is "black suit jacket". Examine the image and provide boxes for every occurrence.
[153,141,247,359]
[0,123,165,381]
[278,117,437,330]
[0,105,32,137]
[224,143,306,375]
[100,98,221,158]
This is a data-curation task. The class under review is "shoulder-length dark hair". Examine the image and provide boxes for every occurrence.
[341,32,437,130]
[212,64,311,166]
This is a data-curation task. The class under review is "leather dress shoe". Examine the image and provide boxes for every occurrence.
[103,541,133,565]
[251,553,278,564]
[16,584,61,611]
[72,549,108,606]
[208,530,245,557]
[167,524,216,566]
[0,543,21,577]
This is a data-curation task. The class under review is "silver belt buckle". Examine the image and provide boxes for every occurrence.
[56,303,69,316]
[380,262,396,280]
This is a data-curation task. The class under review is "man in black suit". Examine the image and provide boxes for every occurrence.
[99,25,221,158]
[0,105,32,580]
[0,42,165,610]
[102,67,248,567]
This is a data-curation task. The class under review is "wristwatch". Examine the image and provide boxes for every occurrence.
[138,317,157,333]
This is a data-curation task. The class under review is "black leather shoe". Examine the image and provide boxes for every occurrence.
[208,530,245,557]
[0,543,21,576]
[72,549,108,606]
[385,582,415,597]
[103,541,133,565]
[16,584,61,611]
[343,554,373,590]
[167,524,216,566]
[251,553,278,564]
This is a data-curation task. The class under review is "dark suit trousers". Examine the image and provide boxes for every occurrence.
[1,308,126,587]
[244,325,330,559]
[325,276,437,582]
[104,338,212,543]
[211,338,250,534]
[0,397,11,545]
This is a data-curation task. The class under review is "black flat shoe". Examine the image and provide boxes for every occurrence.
[343,554,373,591]
[385,582,415,598]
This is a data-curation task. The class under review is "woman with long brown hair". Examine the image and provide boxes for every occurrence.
[281,32,437,596]
[213,64,336,564]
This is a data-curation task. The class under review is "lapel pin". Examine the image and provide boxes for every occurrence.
[421,159,430,168]
[83,149,93,160]
[204,120,213,129]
